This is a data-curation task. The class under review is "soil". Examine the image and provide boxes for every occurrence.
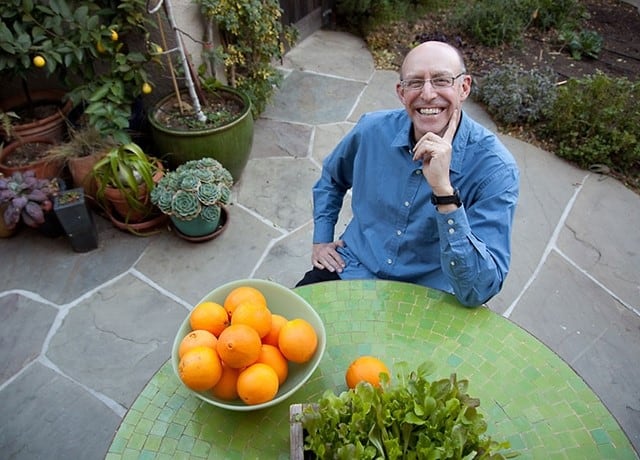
[1,142,54,167]
[152,90,245,131]
[369,0,640,82]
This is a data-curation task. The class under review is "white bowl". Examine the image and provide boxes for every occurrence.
[171,279,326,411]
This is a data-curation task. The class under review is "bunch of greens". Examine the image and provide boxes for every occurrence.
[300,362,513,459]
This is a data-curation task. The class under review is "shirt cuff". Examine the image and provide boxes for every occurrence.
[435,206,470,246]
[313,221,335,243]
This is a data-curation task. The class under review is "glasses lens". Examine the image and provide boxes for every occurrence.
[431,77,453,88]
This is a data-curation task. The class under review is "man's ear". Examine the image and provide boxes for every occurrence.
[459,75,472,101]
[396,83,406,104]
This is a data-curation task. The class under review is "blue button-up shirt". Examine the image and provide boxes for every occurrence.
[312,109,519,306]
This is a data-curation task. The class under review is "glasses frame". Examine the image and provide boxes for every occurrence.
[400,73,466,91]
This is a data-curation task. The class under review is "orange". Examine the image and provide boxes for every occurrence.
[345,356,390,389]
[256,344,288,385]
[262,313,287,347]
[178,329,217,358]
[189,301,229,337]
[178,346,222,391]
[223,286,267,318]
[278,318,318,363]
[211,363,240,401]
[237,363,279,405]
[230,301,272,338]
[216,324,262,369]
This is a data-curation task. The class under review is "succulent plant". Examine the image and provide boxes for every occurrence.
[0,170,55,229]
[150,158,233,222]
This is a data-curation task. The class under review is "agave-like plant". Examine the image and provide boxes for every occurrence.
[150,157,233,222]
[0,170,55,229]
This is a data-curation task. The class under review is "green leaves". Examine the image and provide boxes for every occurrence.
[301,361,512,459]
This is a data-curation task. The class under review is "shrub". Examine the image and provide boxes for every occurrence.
[474,64,557,125]
[539,72,640,176]
[451,0,528,47]
[335,0,444,35]
[452,0,585,47]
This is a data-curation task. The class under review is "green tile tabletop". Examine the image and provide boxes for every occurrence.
[106,280,638,459]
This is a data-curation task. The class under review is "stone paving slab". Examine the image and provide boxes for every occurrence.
[0,362,121,459]
[557,174,640,312]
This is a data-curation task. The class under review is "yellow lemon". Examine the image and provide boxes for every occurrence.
[142,82,152,94]
[110,29,118,41]
[96,41,106,53]
[33,55,45,68]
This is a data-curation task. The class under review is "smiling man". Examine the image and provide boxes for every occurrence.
[296,41,520,307]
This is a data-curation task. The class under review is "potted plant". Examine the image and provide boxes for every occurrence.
[0,0,159,145]
[146,0,297,181]
[46,125,118,199]
[0,170,56,235]
[150,157,232,240]
[92,142,164,229]
[0,136,65,179]
[53,187,99,252]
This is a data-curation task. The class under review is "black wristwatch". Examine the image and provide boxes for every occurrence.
[431,188,462,207]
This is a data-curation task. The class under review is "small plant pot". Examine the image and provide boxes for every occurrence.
[169,207,228,242]
[53,188,99,252]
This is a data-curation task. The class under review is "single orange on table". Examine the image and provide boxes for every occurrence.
[211,363,240,401]
[230,301,272,338]
[216,324,262,369]
[178,329,217,358]
[262,313,288,347]
[237,363,279,405]
[178,346,222,391]
[345,355,390,389]
[278,318,318,363]
[189,301,229,337]
[223,286,267,318]
[256,344,288,385]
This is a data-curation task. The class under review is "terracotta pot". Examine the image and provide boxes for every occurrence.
[0,89,73,142]
[0,137,64,179]
[105,204,168,236]
[67,150,108,199]
[102,163,164,223]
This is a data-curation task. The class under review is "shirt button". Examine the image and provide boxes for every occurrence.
[450,261,456,266]
[415,169,422,175]
[448,228,455,234]
[396,230,402,236]
[447,219,454,225]
[387,259,392,265]
[404,201,410,207]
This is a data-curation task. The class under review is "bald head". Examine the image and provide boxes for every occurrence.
[400,41,466,80]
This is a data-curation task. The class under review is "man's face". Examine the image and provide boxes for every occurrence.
[396,42,472,140]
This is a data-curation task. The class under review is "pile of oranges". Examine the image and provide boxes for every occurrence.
[177,286,319,405]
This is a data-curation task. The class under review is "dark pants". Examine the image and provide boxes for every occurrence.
[295,267,341,287]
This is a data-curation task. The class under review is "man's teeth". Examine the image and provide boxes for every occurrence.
[419,108,442,115]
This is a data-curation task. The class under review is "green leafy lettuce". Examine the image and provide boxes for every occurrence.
[300,361,515,459]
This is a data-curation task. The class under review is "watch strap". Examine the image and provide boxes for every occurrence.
[431,188,462,207]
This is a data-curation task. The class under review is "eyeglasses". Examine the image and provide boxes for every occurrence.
[400,73,465,91]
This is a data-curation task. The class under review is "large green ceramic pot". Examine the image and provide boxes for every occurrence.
[148,86,254,182]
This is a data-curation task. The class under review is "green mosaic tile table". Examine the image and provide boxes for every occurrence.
[106,280,637,459]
